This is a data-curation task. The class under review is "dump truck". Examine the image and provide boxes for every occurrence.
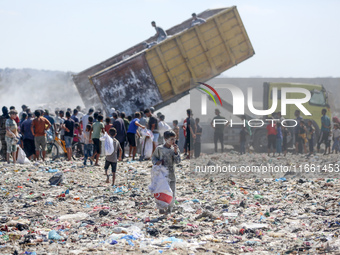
[204,82,332,152]
[73,6,254,115]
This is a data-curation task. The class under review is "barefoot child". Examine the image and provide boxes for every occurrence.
[104,128,122,186]
[151,130,181,215]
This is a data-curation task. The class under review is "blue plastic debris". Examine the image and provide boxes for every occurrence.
[48,230,63,240]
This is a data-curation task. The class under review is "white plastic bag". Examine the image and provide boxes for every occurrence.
[17,147,30,164]
[148,165,173,209]
[141,137,153,159]
[100,132,114,155]
[140,128,154,140]
[158,121,171,136]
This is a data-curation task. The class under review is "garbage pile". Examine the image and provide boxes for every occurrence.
[0,152,340,254]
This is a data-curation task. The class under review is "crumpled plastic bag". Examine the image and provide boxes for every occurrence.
[17,147,30,164]
[49,172,64,185]
[148,165,173,209]
[140,129,154,140]
[100,132,114,155]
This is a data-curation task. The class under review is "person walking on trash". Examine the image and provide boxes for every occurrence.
[152,130,181,215]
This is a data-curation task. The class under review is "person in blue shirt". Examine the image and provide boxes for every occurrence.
[127,112,145,161]
[317,108,331,153]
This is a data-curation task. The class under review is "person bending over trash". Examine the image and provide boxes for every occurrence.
[152,130,181,215]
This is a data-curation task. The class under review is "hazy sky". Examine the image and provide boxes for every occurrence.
[1,0,339,77]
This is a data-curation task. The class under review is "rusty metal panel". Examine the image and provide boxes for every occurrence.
[72,43,151,111]
[89,53,162,115]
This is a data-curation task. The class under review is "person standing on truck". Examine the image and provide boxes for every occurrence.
[317,109,331,154]
[190,13,206,27]
[266,118,277,157]
[151,21,167,43]
[211,109,226,153]
[294,110,303,154]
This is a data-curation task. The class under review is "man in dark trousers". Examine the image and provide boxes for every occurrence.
[211,109,227,153]
[112,112,127,160]
[0,107,10,160]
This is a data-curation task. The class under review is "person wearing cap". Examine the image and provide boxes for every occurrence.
[5,110,19,164]
[190,13,206,27]
[19,105,28,120]
[211,108,227,153]
[151,21,167,43]
[81,108,94,132]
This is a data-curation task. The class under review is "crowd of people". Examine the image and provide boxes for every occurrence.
[265,109,339,157]
[0,105,204,164]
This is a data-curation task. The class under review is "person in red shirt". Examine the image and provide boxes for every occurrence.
[104,117,113,133]
[266,118,277,156]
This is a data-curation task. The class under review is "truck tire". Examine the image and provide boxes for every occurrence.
[252,129,268,153]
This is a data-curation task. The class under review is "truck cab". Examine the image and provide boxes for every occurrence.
[252,82,331,152]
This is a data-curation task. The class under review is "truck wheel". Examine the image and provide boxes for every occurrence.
[253,129,268,153]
